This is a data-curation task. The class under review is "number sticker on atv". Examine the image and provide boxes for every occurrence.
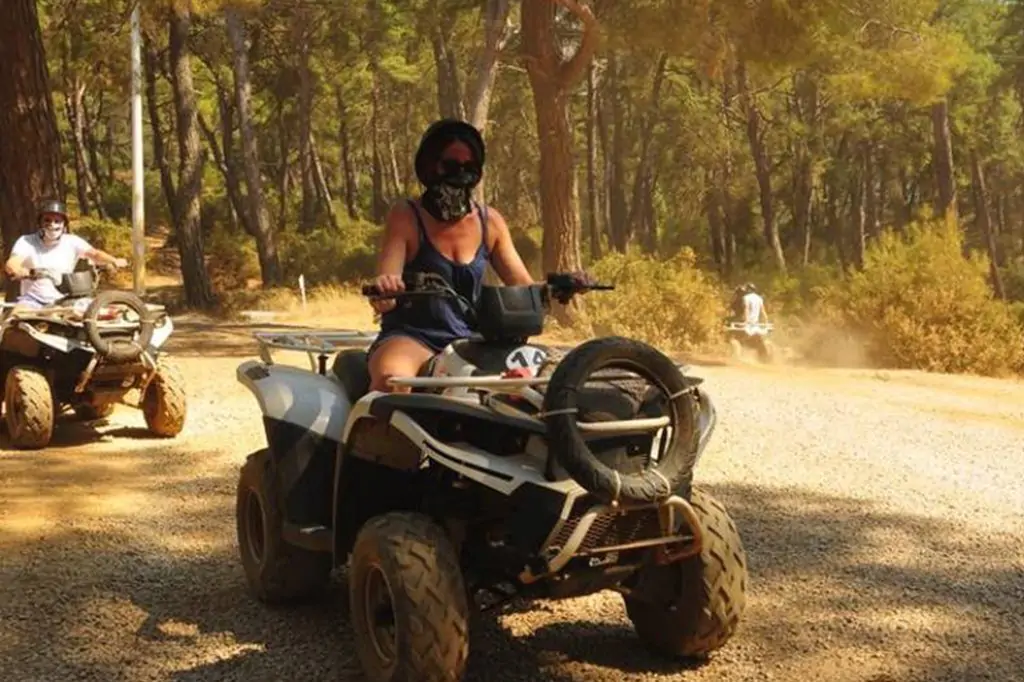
[505,346,548,371]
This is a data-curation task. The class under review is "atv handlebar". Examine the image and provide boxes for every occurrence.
[360,271,614,302]
[25,262,117,282]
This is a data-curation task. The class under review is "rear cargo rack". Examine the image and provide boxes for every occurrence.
[251,329,379,372]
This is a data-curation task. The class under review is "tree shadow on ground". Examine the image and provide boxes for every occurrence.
[1,449,1021,682]
[512,483,1024,682]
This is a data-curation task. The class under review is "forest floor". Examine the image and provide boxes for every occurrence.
[1,249,1023,681]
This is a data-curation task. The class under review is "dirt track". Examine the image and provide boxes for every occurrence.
[1,315,1023,682]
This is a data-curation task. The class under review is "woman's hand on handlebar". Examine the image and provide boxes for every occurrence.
[368,273,404,313]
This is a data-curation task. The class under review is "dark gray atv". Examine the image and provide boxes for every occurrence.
[234,272,748,682]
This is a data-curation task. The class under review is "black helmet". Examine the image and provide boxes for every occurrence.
[414,119,485,187]
[37,198,68,220]
[744,282,757,293]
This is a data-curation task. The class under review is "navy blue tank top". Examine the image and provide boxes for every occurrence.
[376,199,491,353]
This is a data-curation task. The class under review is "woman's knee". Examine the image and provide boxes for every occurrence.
[369,337,433,392]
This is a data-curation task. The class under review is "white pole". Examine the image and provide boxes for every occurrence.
[130,2,146,296]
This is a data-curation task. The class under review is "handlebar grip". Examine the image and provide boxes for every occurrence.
[361,284,381,297]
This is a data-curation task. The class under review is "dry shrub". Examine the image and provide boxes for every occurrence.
[205,229,262,291]
[218,283,376,329]
[811,219,1024,376]
[583,248,725,352]
[73,216,136,288]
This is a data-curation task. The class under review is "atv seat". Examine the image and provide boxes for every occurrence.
[332,349,372,401]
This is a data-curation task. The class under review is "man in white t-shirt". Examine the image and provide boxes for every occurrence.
[741,283,767,325]
[3,198,128,308]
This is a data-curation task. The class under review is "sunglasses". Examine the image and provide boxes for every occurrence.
[439,158,481,176]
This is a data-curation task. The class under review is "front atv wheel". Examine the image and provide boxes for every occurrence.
[236,448,332,603]
[350,512,470,682]
[4,366,54,449]
[142,357,186,437]
[624,487,747,659]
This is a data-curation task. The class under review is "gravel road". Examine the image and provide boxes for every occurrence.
[1,318,1022,682]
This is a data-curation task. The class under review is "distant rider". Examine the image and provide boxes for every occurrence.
[3,198,128,309]
[740,283,768,325]
[729,283,768,325]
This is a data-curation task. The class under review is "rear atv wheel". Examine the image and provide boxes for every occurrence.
[4,366,54,449]
[728,338,743,360]
[236,448,332,603]
[142,357,186,437]
[624,487,747,659]
[349,512,470,682]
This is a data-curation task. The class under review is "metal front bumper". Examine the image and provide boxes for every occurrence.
[519,494,704,584]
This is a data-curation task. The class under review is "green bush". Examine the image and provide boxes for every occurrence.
[584,247,726,352]
[1001,257,1024,302]
[74,216,133,256]
[278,219,380,285]
[812,219,1024,376]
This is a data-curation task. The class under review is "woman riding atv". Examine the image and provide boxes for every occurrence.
[4,198,128,310]
[367,119,583,393]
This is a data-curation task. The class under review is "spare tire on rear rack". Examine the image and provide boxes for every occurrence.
[541,336,699,505]
[83,290,156,363]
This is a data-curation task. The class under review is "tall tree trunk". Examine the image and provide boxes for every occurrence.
[61,26,107,219]
[626,53,668,240]
[996,191,1008,266]
[64,74,91,215]
[466,0,513,205]
[335,89,359,220]
[370,74,387,223]
[0,0,64,271]
[296,16,316,232]
[199,94,248,234]
[521,0,598,317]
[642,170,659,252]
[466,0,513,132]
[705,172,726,274]
[791,71,818,264]
[851,144,867,269]
[385,110,403,202]
[585,60,601,261]
[595,69,613,244]
[275,101,290,232]
[143,34,178,230]
[83,92,107,187]
[168,3,215,308]
[970,150,1005,299]
[864,142,878,239]
[309,132,339,230]
[876,148,889,237]
[432,19,465,120]
[226,5,281,286]
[738,61,786,274]
[931,98,957,223]
[607,53,628,251]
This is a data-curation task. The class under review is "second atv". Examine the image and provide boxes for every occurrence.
[0,259,186,449]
